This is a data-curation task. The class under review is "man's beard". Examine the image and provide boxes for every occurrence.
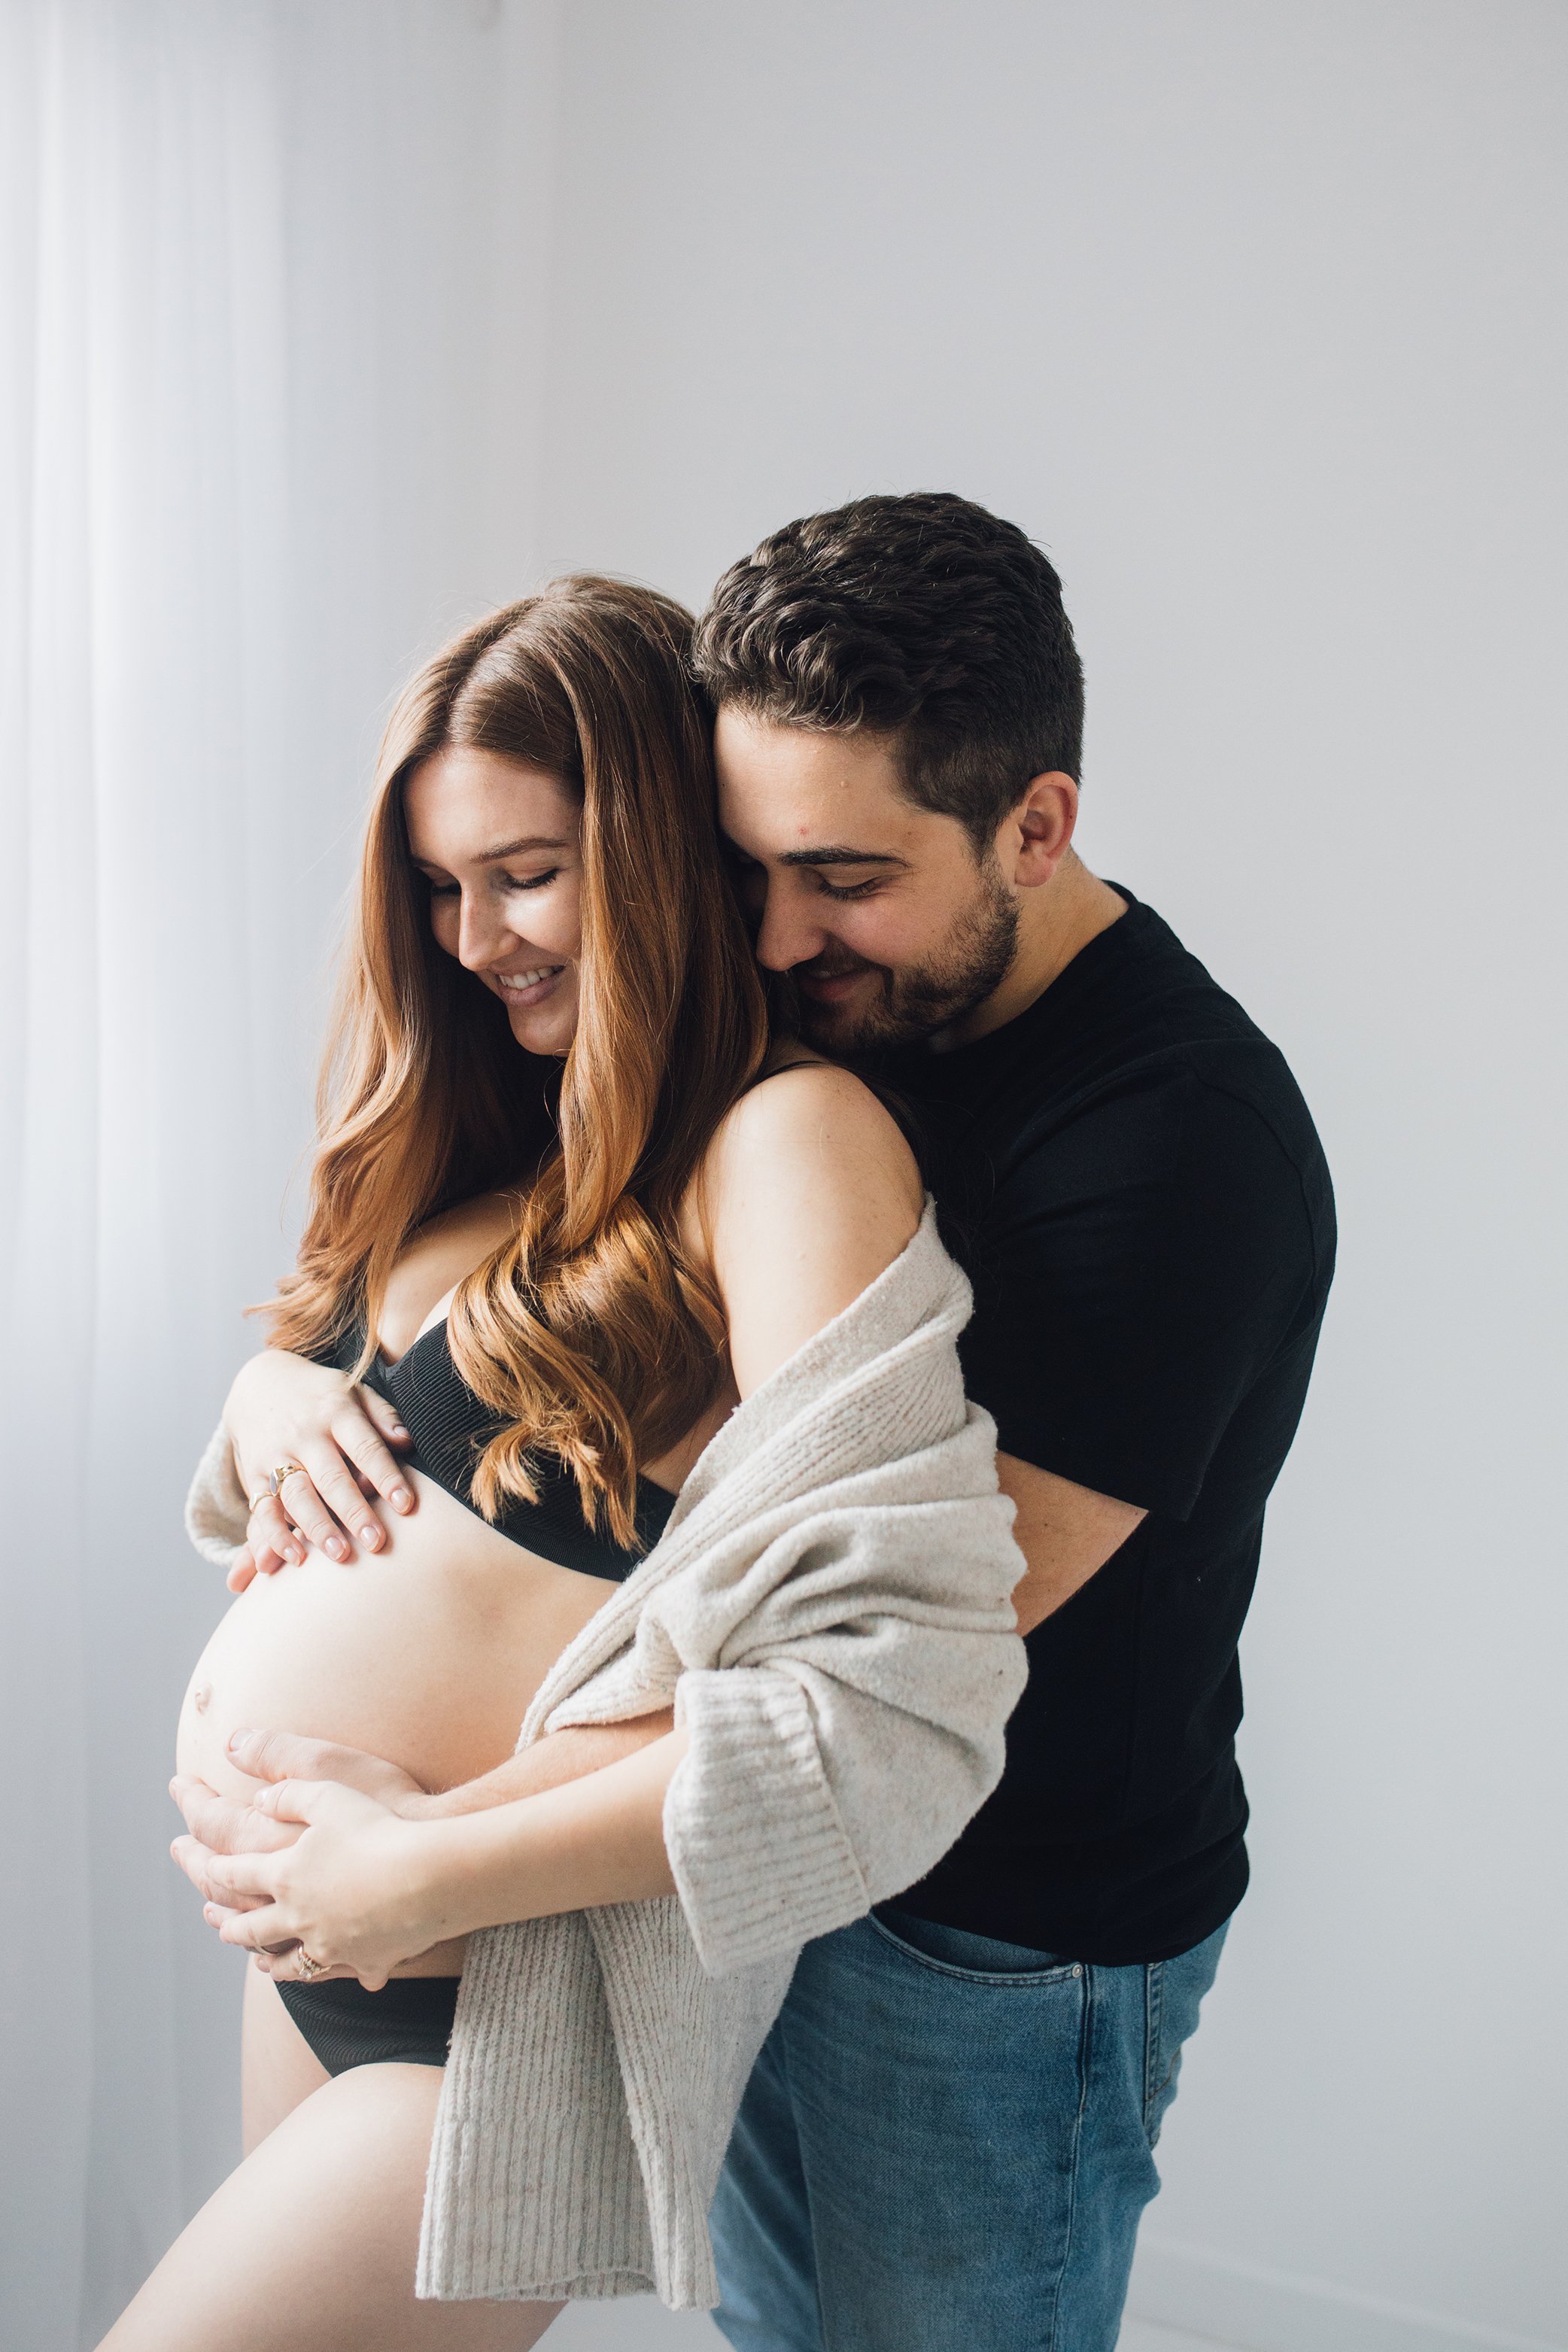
[791,859,1020,1054]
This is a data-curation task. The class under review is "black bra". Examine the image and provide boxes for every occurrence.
[314,1320,675,1581]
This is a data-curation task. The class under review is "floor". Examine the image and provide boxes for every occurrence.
[1118,2326,1233,2352]
[549,2302,1231,2350]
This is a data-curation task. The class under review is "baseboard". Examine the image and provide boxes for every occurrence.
[1127,2238,1563,2352]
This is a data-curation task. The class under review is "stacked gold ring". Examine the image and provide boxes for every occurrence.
[267,1461,307,1498]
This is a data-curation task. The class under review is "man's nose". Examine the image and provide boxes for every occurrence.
[754,879,828,974]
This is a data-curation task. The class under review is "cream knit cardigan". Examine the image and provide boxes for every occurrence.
[186,1203,1027,2309]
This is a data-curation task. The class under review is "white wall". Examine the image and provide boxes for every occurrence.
[1,5,557,2345]
[525,5,1568,2348]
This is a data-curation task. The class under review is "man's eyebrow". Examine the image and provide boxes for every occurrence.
[776,846,909,870]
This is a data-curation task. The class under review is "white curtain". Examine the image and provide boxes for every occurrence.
[0,5,552,2341]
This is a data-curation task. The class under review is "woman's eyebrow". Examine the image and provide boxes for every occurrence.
[476,834,572,860]
[411,835,570,869]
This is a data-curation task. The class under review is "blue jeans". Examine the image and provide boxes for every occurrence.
[710,1907,1228,2352]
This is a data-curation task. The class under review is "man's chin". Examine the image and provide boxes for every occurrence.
[798,995,909,1057]
[796,983,881,1052]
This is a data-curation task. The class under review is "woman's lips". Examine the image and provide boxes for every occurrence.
[494,965,565,1007]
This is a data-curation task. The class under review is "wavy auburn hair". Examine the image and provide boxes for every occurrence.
[266,576,768,1545]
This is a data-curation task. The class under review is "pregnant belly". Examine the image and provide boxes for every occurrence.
[176,1474,618,1971]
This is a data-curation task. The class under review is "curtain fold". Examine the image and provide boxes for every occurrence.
[0,6,552,2341]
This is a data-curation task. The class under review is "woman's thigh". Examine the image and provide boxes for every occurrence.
[98,2061,561,2352]
[242,1963,330,2153]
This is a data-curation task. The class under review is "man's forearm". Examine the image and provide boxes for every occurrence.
[413,1709,677,1818]
[996,1452,1144,1633]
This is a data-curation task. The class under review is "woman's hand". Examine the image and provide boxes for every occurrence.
[175,1731,685,1981]
[178,1779,456,1990]
[171,1728,435,1901]
[223,1349,416,1588]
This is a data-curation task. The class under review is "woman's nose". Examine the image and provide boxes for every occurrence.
[456,891,512,971]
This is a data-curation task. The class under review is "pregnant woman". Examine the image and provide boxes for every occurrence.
[102,577,1025,2350]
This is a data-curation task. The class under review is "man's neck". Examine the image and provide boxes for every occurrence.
[934,851,1128,1052]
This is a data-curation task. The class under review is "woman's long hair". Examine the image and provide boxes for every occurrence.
[265,577,769,1544]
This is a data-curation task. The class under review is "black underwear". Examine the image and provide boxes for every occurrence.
[277,1974,460,2074]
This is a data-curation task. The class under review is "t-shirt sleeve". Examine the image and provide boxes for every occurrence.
[957,1070,1318,1519]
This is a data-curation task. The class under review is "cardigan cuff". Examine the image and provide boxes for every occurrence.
[185,1420,249,1570]
[664,1668,869,1977]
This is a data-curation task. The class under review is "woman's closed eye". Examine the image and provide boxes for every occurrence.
[421,869,561,898]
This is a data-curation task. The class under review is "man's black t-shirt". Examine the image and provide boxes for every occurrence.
[881,890,1336,1964]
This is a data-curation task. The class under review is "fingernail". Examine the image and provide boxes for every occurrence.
[327,1536,349,1561]
[390,1424,409,1439]
[360,1524,380,1547]
[228,1730,255,1758]
[391,1486,413,1511]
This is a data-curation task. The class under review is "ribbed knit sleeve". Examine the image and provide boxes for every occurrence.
[665,1667,869,1975]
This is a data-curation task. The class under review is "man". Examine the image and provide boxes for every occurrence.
[692,491,1334,2352]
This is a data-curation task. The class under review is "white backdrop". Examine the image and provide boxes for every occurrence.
[2,6,1563,2351]
[0,4,556,2344]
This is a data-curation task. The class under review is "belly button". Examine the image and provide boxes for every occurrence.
[192,1682,211,1713]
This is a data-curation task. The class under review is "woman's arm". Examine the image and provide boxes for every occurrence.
[186,1733,689,1988]
[692,1062,925,1393]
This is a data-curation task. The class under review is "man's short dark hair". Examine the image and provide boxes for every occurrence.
[692,491,1084,849]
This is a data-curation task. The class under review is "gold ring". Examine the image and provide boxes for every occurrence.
[267,1462,306,1498]
[294,1946,326,1980]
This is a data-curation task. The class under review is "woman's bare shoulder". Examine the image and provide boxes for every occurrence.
[689,1059,924,1396]
[706,1055,921,1199]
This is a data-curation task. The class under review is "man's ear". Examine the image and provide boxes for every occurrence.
[1005,772,1079,887]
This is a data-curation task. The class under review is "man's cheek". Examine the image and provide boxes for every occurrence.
[843,915,916,969]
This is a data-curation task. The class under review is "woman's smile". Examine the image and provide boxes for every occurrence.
[492,962,567,1005]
